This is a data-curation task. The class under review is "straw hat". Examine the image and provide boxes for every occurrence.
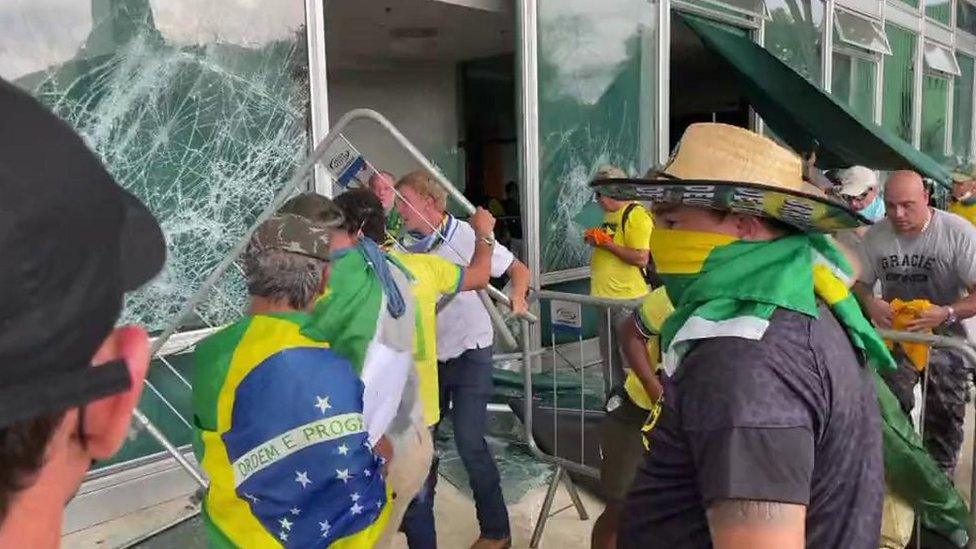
[591,123,869,232]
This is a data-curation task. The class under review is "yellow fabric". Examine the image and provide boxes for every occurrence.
[625,287,674,410]
[949,200,976,226]
[390,251,463,426]
[647,228,738,275]
[879,490,915,549]
[886,299,934,371]
[201,316,330,548]
[812,263,850,306]
[590,203,654,299]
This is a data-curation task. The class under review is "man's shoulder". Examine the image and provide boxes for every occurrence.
[935,207,976,238]
[862,218,894,242]
[679,309,818,382]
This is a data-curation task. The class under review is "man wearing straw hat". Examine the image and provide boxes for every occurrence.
[593,123,888,548]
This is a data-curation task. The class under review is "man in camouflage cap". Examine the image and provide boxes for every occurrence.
[247,212,339,268]
[191,209,401,548]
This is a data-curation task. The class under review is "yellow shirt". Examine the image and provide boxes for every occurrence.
[625,287,674,410]
[390,251,463,426]
[949,200,976,226]
[590,203,653,299]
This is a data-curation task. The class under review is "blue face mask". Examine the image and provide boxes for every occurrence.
[860,195,886,222]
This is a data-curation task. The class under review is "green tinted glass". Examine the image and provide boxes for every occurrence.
[881,25,917,141]
[953,55,975,162]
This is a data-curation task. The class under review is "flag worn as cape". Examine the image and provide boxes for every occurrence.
[192,312,392,548]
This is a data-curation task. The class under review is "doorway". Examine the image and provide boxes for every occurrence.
[669,13,752,148]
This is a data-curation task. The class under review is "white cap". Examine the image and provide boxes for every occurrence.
[834,166,878,197]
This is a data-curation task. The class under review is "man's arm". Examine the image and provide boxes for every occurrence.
[459,207,496,291]
[707,500,806,549]
[618,316,663,403]
[598,241,650,267]
[852,281,893,328]
[905,289,976,330]
[506,259,530,315]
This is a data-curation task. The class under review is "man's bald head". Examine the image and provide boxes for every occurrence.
[884,170,930,235]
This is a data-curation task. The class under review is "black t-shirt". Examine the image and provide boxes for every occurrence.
[620,306,884,549]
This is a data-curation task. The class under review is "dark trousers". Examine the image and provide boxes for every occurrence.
[881,348,971,474]
[400,435,439,548]
[402,346,511,546]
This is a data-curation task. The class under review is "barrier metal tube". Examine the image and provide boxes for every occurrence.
[520,318,599,478]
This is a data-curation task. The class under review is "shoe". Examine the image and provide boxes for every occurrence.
[470,537,512,549]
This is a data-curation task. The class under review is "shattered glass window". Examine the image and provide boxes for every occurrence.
[1,0,311,335]
[537,0,657,274]
[1,0,310,468]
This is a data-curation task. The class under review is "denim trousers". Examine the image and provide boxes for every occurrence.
[400,345,510,547]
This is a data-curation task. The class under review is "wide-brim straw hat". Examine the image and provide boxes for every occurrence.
[591,123,870,232]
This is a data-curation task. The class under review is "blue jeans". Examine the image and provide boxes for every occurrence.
[401,346,510,546]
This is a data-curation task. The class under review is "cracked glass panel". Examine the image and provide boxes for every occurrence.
[537,0,657,274]
[1,0,310,335]
[1,0,310,469]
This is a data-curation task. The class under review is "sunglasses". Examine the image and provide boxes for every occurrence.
[841,189,872,202]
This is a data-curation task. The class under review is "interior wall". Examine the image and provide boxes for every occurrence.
[327,64,463,189]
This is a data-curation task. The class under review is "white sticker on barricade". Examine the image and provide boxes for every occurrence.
[550,300,583,336]
[323,135,376,189]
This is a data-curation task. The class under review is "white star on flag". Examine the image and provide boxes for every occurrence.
[336,469,352,483]
[319,520,331,532]
[295,470,312,488]
[314,395,332,414]
[337,443,349,456]
[351,502,364,515]
[350,492,360,502]
[375,501,383,509]
[280,531,289,541]
[243,493,260,503]
[290,507,301,516]
[363,468,372,477]
[279,517,293,530]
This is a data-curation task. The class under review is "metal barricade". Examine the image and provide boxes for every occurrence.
[516,294,976,549]
[518,290,641,548]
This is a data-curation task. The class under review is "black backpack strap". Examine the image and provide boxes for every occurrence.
[620,202,639,236]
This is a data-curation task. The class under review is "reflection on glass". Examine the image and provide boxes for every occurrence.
[881,24,916,142]
[832,52,877,121]
[1,0,310,467]
[537,0,656,273]
[764,0,824,83]
[834,10,890,54]
[926,0,952,25]
[958,0,976,36]
[953,55,975,162]
[921,74,949,159]
[1,0,310,334]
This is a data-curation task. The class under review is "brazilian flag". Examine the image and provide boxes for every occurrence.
[192,312,392,548]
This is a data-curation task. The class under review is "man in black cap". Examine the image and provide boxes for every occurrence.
[0,78,166,546]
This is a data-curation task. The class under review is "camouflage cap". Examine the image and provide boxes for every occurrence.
[279,192,345,227]
[248,213,333,261]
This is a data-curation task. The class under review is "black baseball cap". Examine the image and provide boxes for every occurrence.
[0,78,166,429]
